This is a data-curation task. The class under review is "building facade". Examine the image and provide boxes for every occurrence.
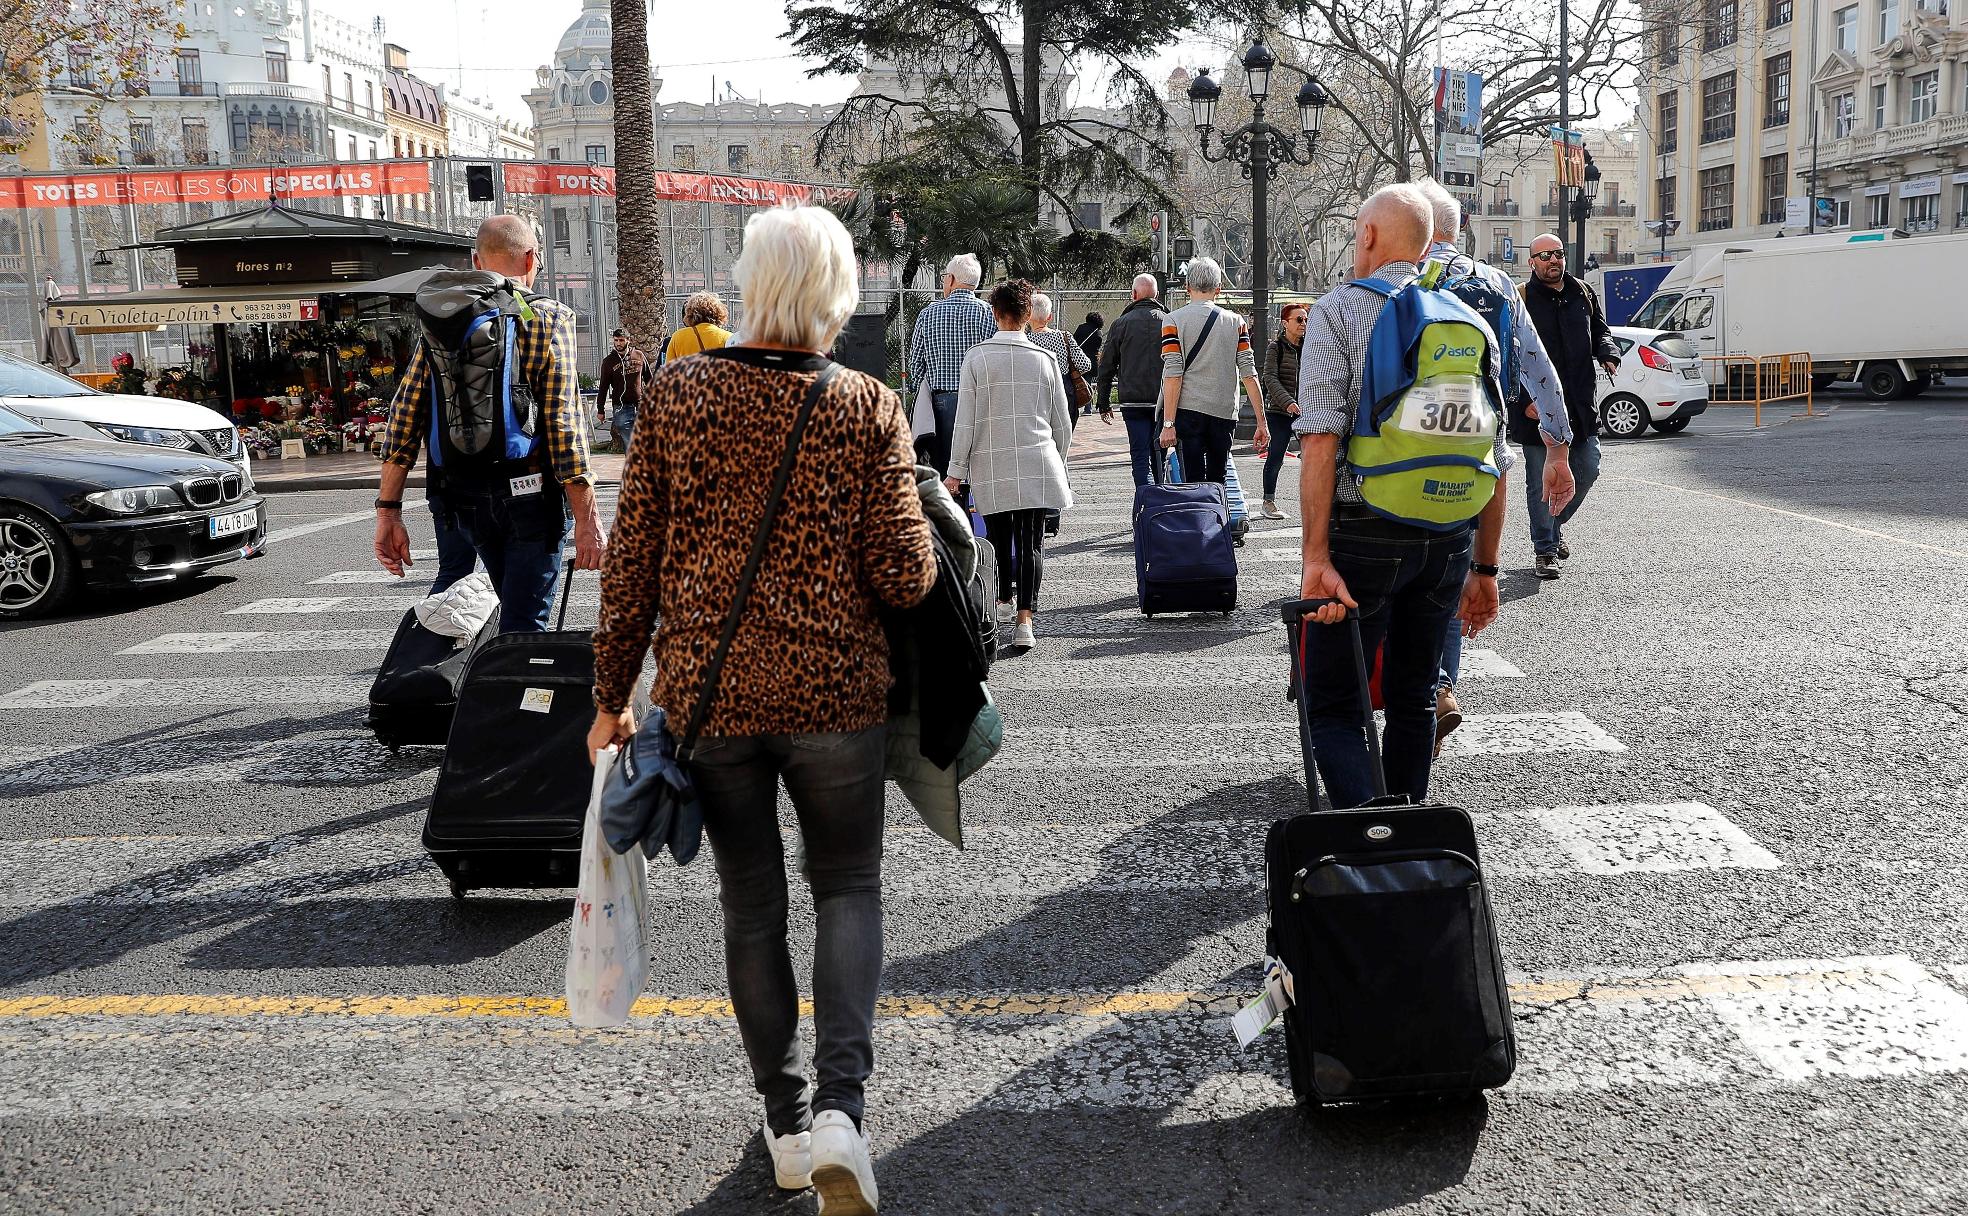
[1640,0,1968,250]
[1473,126,1646,268]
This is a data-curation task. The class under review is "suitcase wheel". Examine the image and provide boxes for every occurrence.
[448,878,468,901]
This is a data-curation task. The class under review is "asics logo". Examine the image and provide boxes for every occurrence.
[1432,343,1480,360]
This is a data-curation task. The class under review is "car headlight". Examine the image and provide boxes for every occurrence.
[85,485,183,514]
[89,423,197,450]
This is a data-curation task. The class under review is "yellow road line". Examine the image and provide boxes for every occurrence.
[0,970,1882,1023]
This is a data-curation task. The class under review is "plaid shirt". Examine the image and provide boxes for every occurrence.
[380,293,592,485]
[907,289,996,394]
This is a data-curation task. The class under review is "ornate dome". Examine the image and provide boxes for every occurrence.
[555,0,613,68]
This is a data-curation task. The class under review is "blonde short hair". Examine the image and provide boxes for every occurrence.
[732,205,859,352]
[682,291,728,327]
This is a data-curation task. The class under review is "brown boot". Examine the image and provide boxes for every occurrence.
[1433,685,1463,758]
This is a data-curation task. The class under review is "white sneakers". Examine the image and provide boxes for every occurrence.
[1010,620,1036,649]
[996,600,1014,623]
[809,1110,879,1214]
[763,1118,812,1190]
[1257,501,1287,520]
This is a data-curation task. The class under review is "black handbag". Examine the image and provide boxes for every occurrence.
[599,361,841,862]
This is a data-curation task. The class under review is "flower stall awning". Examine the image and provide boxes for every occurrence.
[43,267,455,333]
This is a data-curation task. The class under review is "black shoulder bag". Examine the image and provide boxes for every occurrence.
[599,362,841,864]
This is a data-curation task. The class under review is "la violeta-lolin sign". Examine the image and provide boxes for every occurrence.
[0,163,433,208]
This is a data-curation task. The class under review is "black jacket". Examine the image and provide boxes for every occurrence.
[1074,320,1104,371]
[1516,272,1619,443]
[597,349,643,415]
[1095,297,1167,414]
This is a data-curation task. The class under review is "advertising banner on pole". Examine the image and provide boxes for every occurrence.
[1432,69,1484,217]
[0,162,432,209]
[1550,127,1586,189]
[501,162,857,207]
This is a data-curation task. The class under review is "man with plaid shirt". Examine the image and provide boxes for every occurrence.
[372,214,605,632]
[907,253,994,476]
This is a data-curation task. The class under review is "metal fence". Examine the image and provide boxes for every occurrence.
[1703,352,1815,426]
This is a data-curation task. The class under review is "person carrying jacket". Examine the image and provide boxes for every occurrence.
[1518,232,1619,578]
[1095,273,1169,488]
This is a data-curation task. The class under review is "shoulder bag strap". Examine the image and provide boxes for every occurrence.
[1181,308,1221,373]
[675,361,840,761]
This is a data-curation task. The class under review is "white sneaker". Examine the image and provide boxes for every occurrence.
[810,1110,878,1214]
[996,600,1014,623]
[1257,501,1287,520]
[763,1117,812,1191]
[1011,620,1036,649]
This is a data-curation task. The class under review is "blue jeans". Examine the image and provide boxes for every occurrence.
[448,484,570,633]
[1261,411,1296,499]
[1438,616,1463,692]
[1521,435,1602,556]
[1121,407,1163,487]
[424,488,479,594]
[1301,506,1473,808]
[1174,410,1234,485]
[612,406,636,453]
[919,390,960,478]
[691,725,889,1135]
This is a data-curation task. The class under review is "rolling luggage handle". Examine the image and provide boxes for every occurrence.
[1281,598,1390,810]
[554,560,579,632]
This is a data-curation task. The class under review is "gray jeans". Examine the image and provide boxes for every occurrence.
[692,724,887,1135]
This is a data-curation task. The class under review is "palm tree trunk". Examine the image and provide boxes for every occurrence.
[612,0,665,352]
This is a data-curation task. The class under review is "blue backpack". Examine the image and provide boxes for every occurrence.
[413,270,541,479]
[1421,258,1515,399]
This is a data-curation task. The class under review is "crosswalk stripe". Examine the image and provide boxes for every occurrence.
[994,713,1625,767]
[989,650,1523,689]
[309,568,603,585]
[0,677,373,709]
[0,737,431,788]
[225,594,602,615]
[0,802,1777,908]
[2,957,1961,1115]
[119,630,400,654]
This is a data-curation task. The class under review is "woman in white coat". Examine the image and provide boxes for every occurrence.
[946,279,1075,650]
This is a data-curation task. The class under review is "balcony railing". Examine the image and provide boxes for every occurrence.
[220,82,384,124]
[1609,202,1637,217]
[1760,205,1787,224]
[1540,202,1562,217]
[1956,211,1968,228]
[1701,115,1736,143]
[120,79,217,97]
[1698,214,1734,232]
[118,149,165,165]
[0,254,28,275]
[1908,216,1940,232]
[1488,200,1520,216]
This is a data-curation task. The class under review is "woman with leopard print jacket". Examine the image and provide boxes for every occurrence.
[587,205,934,1209]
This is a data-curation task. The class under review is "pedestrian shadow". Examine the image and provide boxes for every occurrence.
[1497,567,1543,605]
[186,895,567,971]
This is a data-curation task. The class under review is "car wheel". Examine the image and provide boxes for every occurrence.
[1600,393,1649,440]
[0,505,77,620]
[1651,416,1691,435]
[1861,362,1909,401]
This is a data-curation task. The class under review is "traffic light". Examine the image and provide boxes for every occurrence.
[1172,237,1195,262]
[465,163,496,203]
[1172,260,1189,288]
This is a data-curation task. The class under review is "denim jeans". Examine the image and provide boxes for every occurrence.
[919,390,960,478]
[1300,505,1472,808]
[424,488,479,595]
[1121,407,1163,487]
[612,406,636,454]
[690,725,888,1136]
[1174,410,1235,485]
[1520,435,1602,556]
[1261,411,1296,499]
[448,484,570,633]
[1438,615,1463,692]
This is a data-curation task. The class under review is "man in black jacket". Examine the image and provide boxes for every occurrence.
[1518,233,1620,576]
[597,328,646,453]
[1095,273,1168,487]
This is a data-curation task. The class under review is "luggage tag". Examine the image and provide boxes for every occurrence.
[1230,955,1296,1050]
[520,687,555,714]
[509,473,544,497]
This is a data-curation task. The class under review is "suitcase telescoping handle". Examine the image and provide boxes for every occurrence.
[1280,598,1391,808]
[554,559,578,632]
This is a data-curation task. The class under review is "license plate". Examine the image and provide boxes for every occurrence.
[209,507,256,538]
[1681,365,1703,380]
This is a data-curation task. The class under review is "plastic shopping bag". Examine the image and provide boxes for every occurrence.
[565,746,651,1028]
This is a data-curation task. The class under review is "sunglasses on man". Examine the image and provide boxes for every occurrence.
[1530,250,1566,261]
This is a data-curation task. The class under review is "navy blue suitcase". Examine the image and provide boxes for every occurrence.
[1132,453,1238,616]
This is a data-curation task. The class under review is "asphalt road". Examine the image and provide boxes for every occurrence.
[2,388,1966,1214]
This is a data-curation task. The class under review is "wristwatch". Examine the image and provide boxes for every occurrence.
[374,498,403,511]
[1161,421,1176,429]
[1470,562,1500,577]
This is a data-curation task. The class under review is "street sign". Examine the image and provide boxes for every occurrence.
[1501,236,1516,263]
[1784,197,1808,228]
[1433,69,1484,205]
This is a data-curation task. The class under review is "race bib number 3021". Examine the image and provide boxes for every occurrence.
[1391,381,1494,438]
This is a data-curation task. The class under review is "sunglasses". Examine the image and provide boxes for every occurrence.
[1531,250,1566,261]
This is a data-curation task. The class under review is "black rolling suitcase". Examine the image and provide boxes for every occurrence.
[367,608,498,749]
[422,566,601,898]
[1264,598,1515,1105]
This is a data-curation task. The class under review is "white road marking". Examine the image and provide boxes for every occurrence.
[1616,474,1968,561]
[990,650,1523,690]
[225,593,602,615]
[1690,955,1968,1081]
[264,500,425,544]
[120,630,399,655]
[0,737,433,789]
[0,677,375,709]
[1051,548,1302,567]
[1526,801,1781,874]
[994,712,1623,767]
[307,570,431,585]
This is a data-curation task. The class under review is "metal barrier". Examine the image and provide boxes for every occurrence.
[1702,352,1814,426]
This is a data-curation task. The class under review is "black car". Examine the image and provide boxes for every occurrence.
[0,404,267,618]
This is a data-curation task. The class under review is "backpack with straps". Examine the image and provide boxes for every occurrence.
[1344,274,1503,530]
[1421,258,1515,399]
[413,269,541,481]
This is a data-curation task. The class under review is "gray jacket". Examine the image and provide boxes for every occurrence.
[949,332,1075,515]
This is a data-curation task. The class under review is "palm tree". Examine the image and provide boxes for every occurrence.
[611,0,664,354]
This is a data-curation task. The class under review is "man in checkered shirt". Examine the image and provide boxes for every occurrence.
[907,253,995,476]
[372,215,604,633]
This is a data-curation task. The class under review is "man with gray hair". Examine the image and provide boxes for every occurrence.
[907,253,996,476]
[1291,183,1511,806]
[1159,256,1268,487]
[1097,272,1171,486]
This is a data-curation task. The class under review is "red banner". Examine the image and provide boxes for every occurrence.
[0,162,434,209]
[502,162,855,207]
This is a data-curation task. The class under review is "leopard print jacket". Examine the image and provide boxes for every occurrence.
[592,347,937,735]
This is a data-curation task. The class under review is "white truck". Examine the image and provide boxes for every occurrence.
[1629,231,1968,399]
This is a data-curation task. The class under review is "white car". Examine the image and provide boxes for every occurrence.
[0,350,249,474]
[1597,326,1710,440]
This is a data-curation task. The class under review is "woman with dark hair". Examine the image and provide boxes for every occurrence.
[946,279,1075,650]
[1073,310,1106,397]
[1256,300,1309,520]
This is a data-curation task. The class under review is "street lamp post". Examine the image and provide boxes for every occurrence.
[1186,37,1328,369]
[1644,217,1681,264]
[1569,149,1600,270]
